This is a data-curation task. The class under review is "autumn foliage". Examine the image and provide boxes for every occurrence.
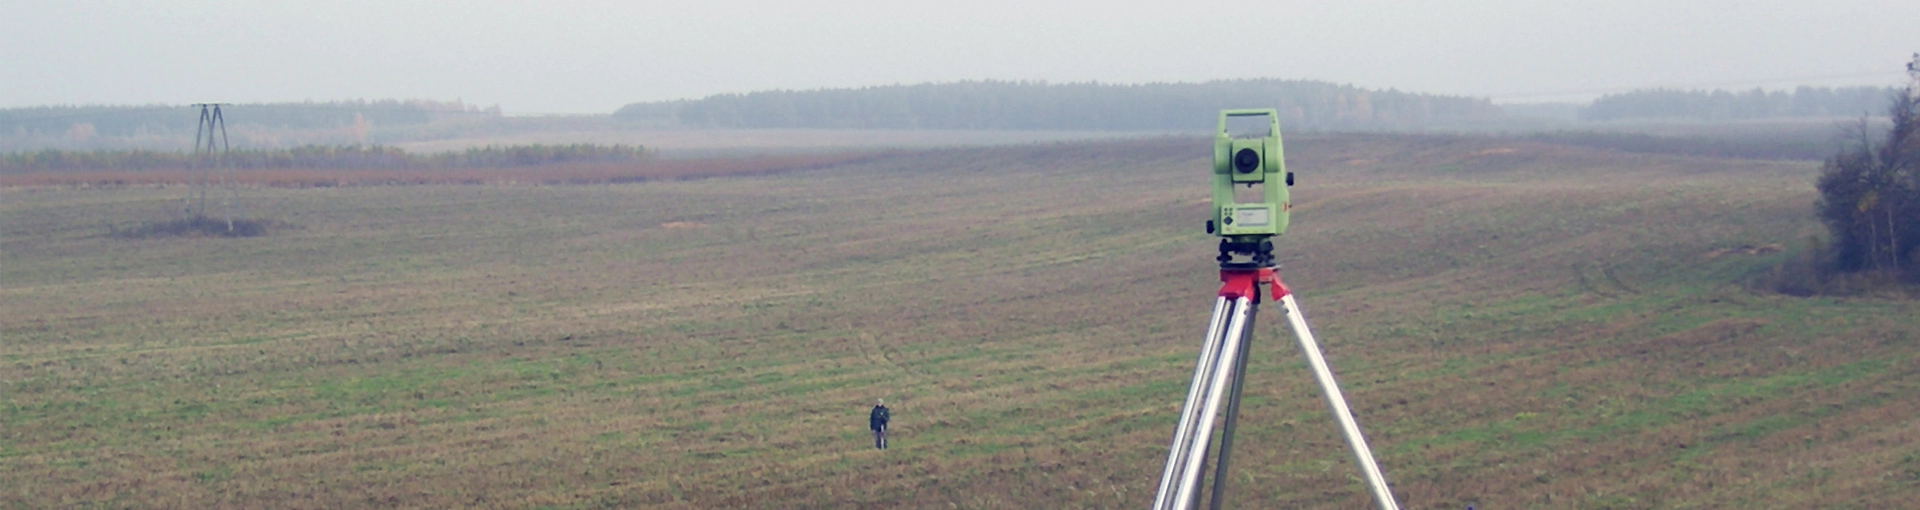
[1814,83,1920,277]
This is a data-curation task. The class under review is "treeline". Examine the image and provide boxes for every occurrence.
[1,143,648,172]
[0,99,499,138]
[4,152,869,189]
[614,79,1503,131]
[1582,86,1895,121]
[1815,87,1919,278]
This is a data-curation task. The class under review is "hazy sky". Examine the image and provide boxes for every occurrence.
[4,1,1916,113]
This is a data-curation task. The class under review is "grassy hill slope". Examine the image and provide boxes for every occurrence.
[2,135,1916,508]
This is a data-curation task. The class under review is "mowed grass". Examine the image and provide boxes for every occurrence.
[3,135,1918,509]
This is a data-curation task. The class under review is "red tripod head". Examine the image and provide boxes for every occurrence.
[1217,267,1289,301]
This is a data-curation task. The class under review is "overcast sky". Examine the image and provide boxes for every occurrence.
[3,1,1915,114]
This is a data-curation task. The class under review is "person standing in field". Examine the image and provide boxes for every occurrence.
[869,398,891,450]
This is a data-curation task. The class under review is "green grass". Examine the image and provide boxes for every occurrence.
[3,135,1918,508]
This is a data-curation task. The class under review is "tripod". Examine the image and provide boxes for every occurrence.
[1149,262,1400,510]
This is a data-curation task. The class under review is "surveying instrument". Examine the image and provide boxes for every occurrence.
[1150,110,1400,510]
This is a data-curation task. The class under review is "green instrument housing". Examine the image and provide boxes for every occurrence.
[1211,109,1290,239]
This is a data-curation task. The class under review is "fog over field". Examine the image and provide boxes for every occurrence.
[3,1,1915,113]
[5,2,1920,510]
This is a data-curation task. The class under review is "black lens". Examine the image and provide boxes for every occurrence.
[1234,148,1260,173]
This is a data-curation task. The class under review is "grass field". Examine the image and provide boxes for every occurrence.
[4,134,1918,509]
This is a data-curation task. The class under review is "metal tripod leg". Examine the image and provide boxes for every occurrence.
[1159,297,1253,510]
[1206,304,1254,510]
[1155,268,1400,510]
[1152,297,1232,510]
[1154,297,1251,510]
[1281,294,1400,510]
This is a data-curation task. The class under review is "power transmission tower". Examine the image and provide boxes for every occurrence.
[186,103,239,231]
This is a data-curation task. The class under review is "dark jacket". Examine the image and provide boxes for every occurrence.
[869,405,890,430]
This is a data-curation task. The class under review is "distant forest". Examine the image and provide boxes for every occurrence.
[1,82,1905,155]
[1,99,497,136]
[1,143,646,172]
[0,100,502,150]
[1581,86,1896,121]
[614,79,1504,131]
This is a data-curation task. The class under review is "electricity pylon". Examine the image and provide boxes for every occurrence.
[186,103,238,231]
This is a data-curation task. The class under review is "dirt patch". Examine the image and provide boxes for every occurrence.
[1703,243,1784,259]
[111,216,286,239]
[660,222,707,229]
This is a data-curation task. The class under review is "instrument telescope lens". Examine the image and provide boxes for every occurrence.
[1233,148,1260,174]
